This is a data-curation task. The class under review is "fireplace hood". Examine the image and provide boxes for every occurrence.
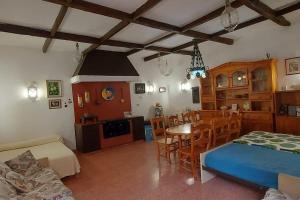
[71,50,139,83]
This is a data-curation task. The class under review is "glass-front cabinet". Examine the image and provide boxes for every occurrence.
[250,66,271,93]
[232,70,248,87]
[215,73,228,89]
[200,72,213,96]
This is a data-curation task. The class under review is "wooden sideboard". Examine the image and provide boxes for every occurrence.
[275,90,300,135]
[75,116,145,153]
[200,59,277,134]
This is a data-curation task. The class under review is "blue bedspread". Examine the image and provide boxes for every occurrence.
[204,143,300,189]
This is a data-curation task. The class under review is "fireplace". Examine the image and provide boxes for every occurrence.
[103,119,130,139]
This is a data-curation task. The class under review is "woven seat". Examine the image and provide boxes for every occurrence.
[178,124,212,179]
[151,117,179,164]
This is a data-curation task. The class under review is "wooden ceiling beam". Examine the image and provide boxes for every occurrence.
[0,23,193,56]
[143,1,300,61]
[127,0,244,56]
[44,0,234,46]
[42,1,72,53]
[243,0,291,26]
[82,0,162,55]
[82,20,130,54]
[43,0,131,20]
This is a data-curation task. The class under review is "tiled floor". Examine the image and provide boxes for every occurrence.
[63,141,264,200]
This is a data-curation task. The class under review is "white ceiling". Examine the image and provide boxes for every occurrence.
[110,24,166,44]
[0,0,299,53]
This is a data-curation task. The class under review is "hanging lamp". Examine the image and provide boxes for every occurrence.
[220,0,239,32]
[186,40,208,80]
[158,52,173,77]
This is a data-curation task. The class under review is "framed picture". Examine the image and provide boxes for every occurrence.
[231,104,238,111]
[192,87,200,104]
[49,99,62,109]
[135,83,145,94]
[159,87,166,93]
[285,57,300,75]
[46,80,62,98]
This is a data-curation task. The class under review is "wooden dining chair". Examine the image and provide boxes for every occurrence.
[182,112,194,124]
[228,114,242,141]
[211,117,231,147]
[150,117,178,163]
[193,110,202,122]
[178,124,212,179]
[168,115,180,127]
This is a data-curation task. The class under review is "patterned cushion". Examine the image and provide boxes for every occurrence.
[5,170,44,193]
[28,168,60,184]
[263,188,295,200]
[0,176,17,199]
[5,150,42,176]
[19,180,74,200]
[0,161,11,177]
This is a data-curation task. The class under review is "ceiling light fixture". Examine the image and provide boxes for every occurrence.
[220,0,239,32]
[158,52,173,77]
[74,43,82,63]
[186,40,208,80]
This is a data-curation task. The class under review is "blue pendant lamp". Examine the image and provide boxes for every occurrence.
[186,40,208,80]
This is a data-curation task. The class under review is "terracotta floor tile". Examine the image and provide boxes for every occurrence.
[63,141,264,200]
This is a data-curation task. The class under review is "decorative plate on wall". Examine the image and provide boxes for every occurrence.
[102,87,115,101]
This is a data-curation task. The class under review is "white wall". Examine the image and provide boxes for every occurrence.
[129,54,200,120]
[0,46,77,149]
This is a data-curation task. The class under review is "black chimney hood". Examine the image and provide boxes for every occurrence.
[71,50,139,83]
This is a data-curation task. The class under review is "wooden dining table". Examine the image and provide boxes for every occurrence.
[166,123,211,149]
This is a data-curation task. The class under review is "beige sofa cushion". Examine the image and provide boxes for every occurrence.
[0,135,63,152]
[279,173,300,199]
[5,150,41,177]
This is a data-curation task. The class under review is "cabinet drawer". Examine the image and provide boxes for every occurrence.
[242,112,273,121]
[242,121,273,134]
[202,96,214,102]
[249,93,272,100]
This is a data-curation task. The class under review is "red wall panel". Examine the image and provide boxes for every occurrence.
[72,82,131,123]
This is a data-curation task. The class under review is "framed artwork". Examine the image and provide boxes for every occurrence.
[46,80,62,98]
[192,87,200,104]
[285,57,300,75]
[49,99,62,109]
[159,87,166,93]
[135,83,145,94]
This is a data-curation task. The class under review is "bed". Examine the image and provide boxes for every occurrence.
[201,131,300,189]
[0,135,80,178]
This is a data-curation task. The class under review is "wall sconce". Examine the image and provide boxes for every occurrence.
[77,94,84,108]
[146,81,155,94]
[84,91,90,103]
[27,82,38,101]
[179,81,191,92]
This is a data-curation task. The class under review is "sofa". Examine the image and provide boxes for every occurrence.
[263,174,300,200]
[0,135,80,178]
[0,150,74,200]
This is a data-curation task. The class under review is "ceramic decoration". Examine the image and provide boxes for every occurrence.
[102,87,115,101]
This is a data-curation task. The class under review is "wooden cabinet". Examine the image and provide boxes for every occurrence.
[200,59,277,134]
[275,90,300,135]
[200,71,215,110]
[131,116,145,141]
[75,123,101,153]
[75,116,145,152]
